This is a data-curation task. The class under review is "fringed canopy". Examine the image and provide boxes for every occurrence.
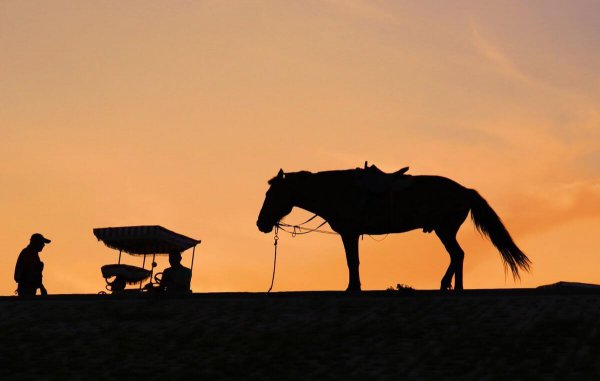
[93,225,201,255]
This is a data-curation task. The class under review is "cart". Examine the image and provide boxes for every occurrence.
[94,225,201,293]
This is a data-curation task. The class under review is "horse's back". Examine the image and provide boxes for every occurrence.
[412,175,468,191]
[402,175,471,206]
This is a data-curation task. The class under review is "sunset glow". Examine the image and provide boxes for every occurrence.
[1,1,599,294]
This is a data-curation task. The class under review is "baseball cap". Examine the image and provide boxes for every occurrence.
[31,233,51,244]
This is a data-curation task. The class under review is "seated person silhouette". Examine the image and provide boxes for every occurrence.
[159,251,192,294]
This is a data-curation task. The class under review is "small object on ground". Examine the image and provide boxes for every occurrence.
[537,281,600,289]
[386,283,414,292]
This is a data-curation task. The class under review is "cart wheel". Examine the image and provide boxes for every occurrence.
[107,276,126,292]
[154,272,163,284]
[104,276,115,291]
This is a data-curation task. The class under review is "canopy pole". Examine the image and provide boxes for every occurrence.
[118,250,122,264]
[140,255,147,290]
[190,245,196,275]
[150,253,156,284]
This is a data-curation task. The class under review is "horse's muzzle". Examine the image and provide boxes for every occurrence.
[257,220,273,233]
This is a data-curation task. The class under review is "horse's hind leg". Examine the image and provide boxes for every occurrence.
[440,263,454,291]
[435,227,465,291]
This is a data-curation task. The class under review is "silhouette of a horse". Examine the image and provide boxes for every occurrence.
[257,165,530,291]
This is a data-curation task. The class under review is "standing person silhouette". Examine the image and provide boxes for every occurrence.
[14,233,51,296]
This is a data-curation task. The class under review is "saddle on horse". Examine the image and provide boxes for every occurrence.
[356,162,413,193]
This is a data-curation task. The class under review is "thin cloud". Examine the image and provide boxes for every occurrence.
[469,20,531,84]
[504,180,600,239]
[324,0,396,24]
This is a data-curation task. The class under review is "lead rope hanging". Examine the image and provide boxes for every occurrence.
[267,225,279,293]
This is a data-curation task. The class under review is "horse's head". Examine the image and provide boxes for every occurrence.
[257,169,294,233]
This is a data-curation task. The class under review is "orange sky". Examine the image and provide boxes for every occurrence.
[1,1,599,294]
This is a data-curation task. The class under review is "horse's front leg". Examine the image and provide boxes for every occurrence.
[341,233,361,291]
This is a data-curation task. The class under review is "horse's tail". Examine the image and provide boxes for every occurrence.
[468,189,531,280]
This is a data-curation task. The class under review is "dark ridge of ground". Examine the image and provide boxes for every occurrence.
[1,289,600,380]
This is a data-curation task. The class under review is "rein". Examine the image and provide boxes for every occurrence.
[265,214,386,292]
[267,214,337,293]
[276,220,336,236]
[267,225,279,293]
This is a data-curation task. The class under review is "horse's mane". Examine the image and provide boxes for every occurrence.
[268,169,357,185]
[267,171,310,185]
[268,169,361,185]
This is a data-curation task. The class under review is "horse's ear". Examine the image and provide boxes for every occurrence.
[268,169,285,185]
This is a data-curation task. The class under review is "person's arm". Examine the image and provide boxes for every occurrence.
[159,269,170,291]
[38,260,46,295]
